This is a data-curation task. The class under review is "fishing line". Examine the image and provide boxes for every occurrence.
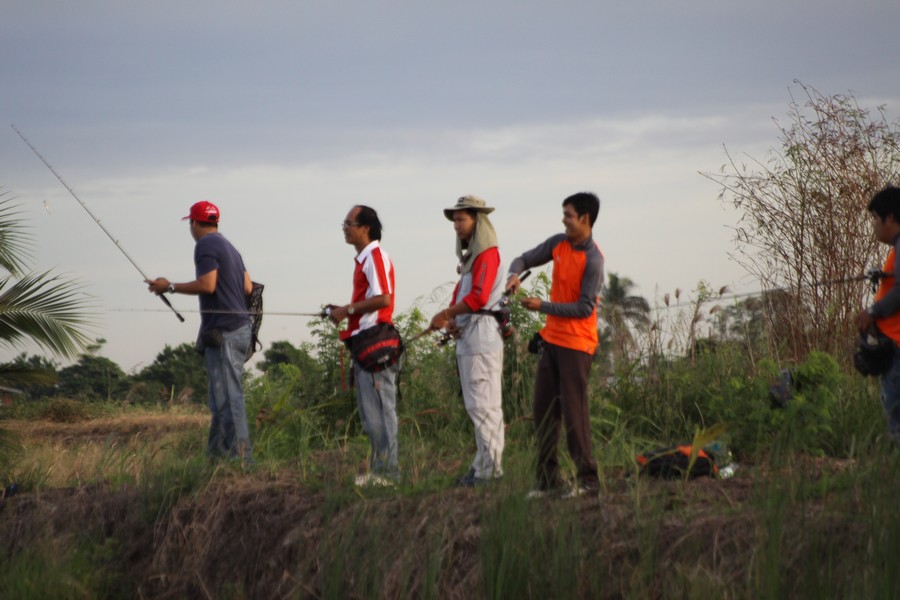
[11,124,185,322]
[108,308,327,317]
[651,270,888,313]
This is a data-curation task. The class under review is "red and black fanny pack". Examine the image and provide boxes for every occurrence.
[345,322,404,372]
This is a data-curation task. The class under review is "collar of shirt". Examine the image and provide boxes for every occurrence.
[355,240,381,264]
[568,234,594,250]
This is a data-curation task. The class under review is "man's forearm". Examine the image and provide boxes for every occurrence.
[347,294,391,315]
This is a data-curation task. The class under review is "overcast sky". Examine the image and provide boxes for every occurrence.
[1,1,898,371]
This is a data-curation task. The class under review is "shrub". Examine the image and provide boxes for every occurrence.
[37,398,92,423]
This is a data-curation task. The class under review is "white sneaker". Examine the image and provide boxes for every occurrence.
[525,489,549,500]
[354,473,394,487]
[560,486,597,499]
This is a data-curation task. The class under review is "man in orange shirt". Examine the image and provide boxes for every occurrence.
[507,192,604,498]
[856,185,900,448]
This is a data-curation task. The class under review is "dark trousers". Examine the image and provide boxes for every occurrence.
[533,342,599,489]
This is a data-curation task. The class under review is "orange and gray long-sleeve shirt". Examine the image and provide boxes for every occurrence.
[872,234,900,343]
[508,233,604,355]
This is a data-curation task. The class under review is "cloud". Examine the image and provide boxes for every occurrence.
[0,105,793,369]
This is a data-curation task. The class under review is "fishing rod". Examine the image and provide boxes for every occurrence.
[817,268,889,294]
[429,269,533,347]
[109,307,330,317]
[654,268,891,313]
[11,124,184,322]
[407,329,438,345]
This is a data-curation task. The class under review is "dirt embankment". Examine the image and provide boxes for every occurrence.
[0,415,864,598]
[0,471,782,598]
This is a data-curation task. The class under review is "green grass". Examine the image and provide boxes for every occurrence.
[2,316,899,598]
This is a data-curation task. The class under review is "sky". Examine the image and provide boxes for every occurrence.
[1,0,899,372]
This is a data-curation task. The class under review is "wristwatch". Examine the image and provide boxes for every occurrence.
[167,283,176,294]
[347,305,355,315]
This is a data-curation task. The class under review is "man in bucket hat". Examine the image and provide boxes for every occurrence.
[430,195,506,486]
[147,201,255,464]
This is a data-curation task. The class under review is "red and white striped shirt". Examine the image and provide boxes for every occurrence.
[340,240,395,341]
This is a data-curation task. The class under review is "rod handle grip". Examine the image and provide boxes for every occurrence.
[159,293,185,322]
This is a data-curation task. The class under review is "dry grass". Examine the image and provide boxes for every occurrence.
[0,409,891,599]
[7,409,207,488]
[11,410,207,441]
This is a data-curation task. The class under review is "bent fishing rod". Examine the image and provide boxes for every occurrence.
[11,125,185,322]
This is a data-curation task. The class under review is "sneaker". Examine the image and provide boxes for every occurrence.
[454,468,476,488]
[560,485,598,499]
[525,488,549,500]
[457,468,503,488]
[526,477,565,500]
[354,473,394,487]
[474,475,502,487]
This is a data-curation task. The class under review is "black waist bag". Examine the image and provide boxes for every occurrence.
[195,329,224,354]
[346,322,404,372]
[855,328,895,377]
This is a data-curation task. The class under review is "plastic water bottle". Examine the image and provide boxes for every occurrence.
[719,463,738,479]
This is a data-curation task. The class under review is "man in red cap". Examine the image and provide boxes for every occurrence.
[147,201,255,464]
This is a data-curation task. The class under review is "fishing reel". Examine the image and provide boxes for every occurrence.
[436,331,454,347]
[493,296,516,339]
[864,268,889,294]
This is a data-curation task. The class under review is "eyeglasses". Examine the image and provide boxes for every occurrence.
[342,220,361,228]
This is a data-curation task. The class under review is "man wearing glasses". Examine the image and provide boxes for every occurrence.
[329,205,400,486]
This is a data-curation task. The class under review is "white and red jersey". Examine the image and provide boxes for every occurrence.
[341,240,395,341]
[451,247,504,355]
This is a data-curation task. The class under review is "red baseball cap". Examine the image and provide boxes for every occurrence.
[182,201,220,223]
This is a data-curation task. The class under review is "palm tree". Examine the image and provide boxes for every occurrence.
[599,273,651,368]
[0,190,93,478]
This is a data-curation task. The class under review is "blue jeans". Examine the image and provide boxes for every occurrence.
[882,344,900,448]
[204,324,252,461]
[354,359,400,478]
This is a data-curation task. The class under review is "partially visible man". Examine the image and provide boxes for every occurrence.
[506,192,604,498]
[147,201,254,463]
[855,185,900,449]
[329,205,400,486]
